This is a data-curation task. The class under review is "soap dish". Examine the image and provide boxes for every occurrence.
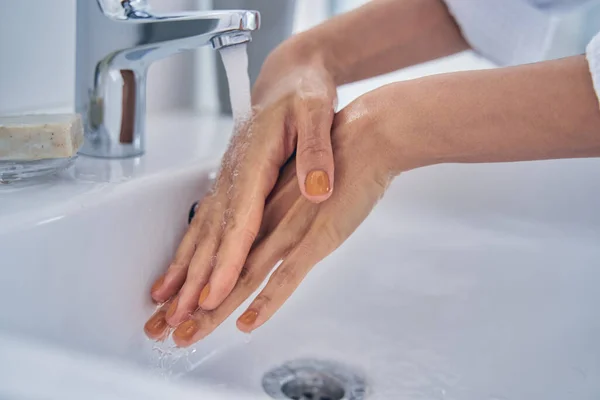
[0,113,83,183]
[0,157,77,184]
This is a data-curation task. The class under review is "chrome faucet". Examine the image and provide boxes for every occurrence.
[75,0,260,158]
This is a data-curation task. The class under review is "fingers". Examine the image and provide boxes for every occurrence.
[236,167,382,333]
[146,96,341,341]
[149,196,216,304]
[144,299,176,341]
[153,111,288,321]
[144,310,170,341]
[172,176,313,346]
[236,225,332,333]
[150,219,202,303]
[198,194,263,311]
[199,124,286,311]
[171,232,289,347]
[163,159,239,324]
[295,97,335,203]
[259,159,299,238]
[164,220,220,326]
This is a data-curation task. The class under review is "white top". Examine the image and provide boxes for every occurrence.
[444,0,600,106]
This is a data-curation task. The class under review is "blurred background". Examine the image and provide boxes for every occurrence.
[0,0,367,117]
[0,0,599,117]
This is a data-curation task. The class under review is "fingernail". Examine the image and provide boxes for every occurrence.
[151,275,165,294]
[144,311,168,337]
[173,320,199,341]
[305,170,330,196]
[238,309,258,326]
[198,284,210,306]
[166,297,179,320]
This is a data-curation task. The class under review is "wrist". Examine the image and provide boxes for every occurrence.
[269,31,331,73]
[253,33,337,106]
[271,25,345,83]
[340,80,445,176]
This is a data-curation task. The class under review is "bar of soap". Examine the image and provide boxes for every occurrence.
[0,113,84,161]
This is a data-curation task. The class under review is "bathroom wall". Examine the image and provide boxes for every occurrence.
[0,0,198,116]
[0,0,76,115]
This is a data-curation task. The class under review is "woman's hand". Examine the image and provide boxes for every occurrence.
[147,39,338,325]
[145,89,404,345]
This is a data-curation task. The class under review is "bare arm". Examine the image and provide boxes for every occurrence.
[362,56,600,171]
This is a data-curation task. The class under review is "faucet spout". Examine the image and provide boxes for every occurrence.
[75,0,260,159]
[211,31,253,50]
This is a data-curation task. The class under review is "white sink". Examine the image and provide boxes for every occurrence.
[1,52,600,399]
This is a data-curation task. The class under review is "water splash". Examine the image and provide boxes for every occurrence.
[149,337,195,378]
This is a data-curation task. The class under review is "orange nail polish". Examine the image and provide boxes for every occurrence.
[151,275,165,294]
[144,311,168,337]
[238,309,258,326]
[173,320,199,341]
[198,284,210,306]
[166,297,179,320]
[305,170,330,196]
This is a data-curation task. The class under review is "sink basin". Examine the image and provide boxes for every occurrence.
[0,112,248,398]
[1,52,600,399]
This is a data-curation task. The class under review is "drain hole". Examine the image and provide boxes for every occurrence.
[281,372,345,400]
[263,359,366,400]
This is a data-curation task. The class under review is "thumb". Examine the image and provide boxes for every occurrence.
[295,98,335,203]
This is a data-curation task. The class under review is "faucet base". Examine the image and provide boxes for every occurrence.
[79,142,144,159]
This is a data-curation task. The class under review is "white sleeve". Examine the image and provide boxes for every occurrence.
[587,32,600,106]
[443,0,557,66]
[443,0,600,107]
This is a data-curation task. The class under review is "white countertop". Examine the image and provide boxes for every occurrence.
[0,113,233,232]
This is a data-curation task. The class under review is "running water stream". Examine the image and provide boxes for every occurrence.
[219,43,252,126]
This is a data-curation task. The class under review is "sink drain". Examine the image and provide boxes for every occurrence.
[281,373,345,400]
[262,359,366,400]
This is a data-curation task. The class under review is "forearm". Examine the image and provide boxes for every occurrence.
[286,0,469,86]
[372,55,600,172]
